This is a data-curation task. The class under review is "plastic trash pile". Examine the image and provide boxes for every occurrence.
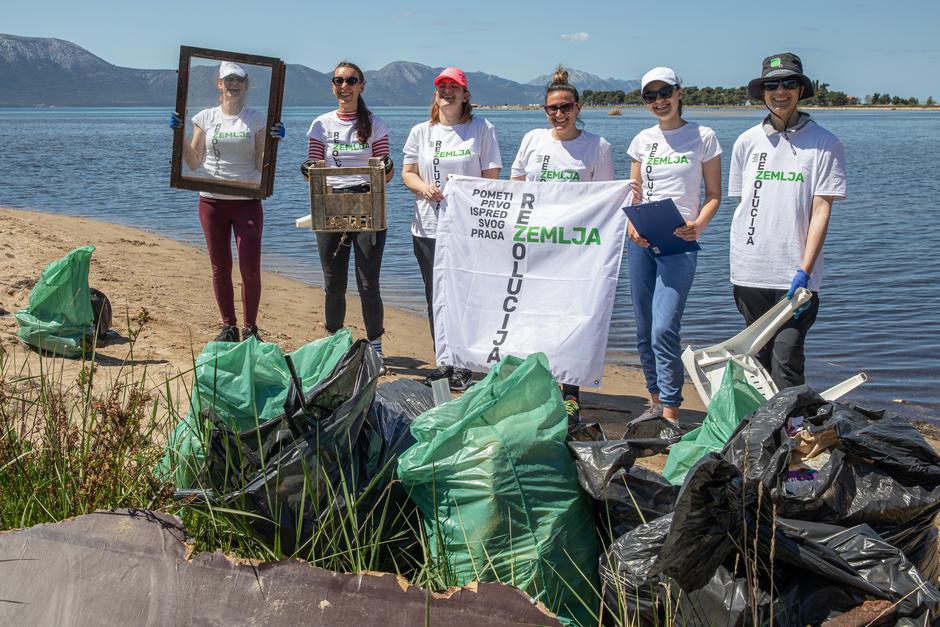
[158,342,940,626]
[15,246,111,357]
[580,364,940,625]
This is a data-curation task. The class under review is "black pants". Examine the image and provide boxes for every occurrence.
[732,285,819,389]
[412,235,436,342]
[316,229,386,341]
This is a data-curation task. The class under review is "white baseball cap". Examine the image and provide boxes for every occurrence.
[219,61,247,79]
[641,67,681,91]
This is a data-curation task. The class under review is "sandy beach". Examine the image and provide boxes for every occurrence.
[0,206,705,436]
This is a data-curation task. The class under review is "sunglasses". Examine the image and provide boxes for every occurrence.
[436,82,462,93]
[641,84,677,104]
[544,102,576,115]
[762,78,800,91]
[332,76,361,86]
[222,75,246,83]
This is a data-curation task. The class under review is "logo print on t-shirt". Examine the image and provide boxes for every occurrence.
[746,152,769,245]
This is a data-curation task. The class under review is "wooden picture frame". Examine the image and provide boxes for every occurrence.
[170,46,286,199]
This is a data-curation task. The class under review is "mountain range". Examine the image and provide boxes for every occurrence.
[0,34,639,107]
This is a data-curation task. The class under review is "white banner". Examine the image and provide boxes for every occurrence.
[434,175,630,387]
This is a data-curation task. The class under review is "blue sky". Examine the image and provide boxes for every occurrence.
[5,0,939,100]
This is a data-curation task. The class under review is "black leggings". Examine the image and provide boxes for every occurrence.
[732,285,819,389]
[412,235,436,343]
[316,229,386,341]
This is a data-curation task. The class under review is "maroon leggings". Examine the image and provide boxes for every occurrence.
[198,196,263,327]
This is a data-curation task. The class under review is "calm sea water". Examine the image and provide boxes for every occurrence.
[1,106,938,420]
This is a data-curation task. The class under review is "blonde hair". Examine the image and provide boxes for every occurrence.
[429,89,473,125]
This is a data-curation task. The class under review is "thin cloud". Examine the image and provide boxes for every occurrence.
[560,32,590,42]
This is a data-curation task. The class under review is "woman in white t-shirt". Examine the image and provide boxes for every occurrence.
[510,65,613,421]
[171,61,284,343]
[626,67,722,421]
[402,66,502,391]
[304,61,393,369]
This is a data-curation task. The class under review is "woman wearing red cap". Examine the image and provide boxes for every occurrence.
[626,66,722,422]
[510,65,613,420]
[304,60,393,371]
[402,66,502,391]
[170,61,285,343]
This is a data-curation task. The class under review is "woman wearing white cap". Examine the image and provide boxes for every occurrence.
[170,61,284,343]
[626,67,722,420]
[401,66,502,391]
[304,60,393,371]
[510,65,613,421]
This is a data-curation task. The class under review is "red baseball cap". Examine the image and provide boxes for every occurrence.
[433,67,468,88]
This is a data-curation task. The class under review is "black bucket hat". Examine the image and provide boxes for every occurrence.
[747,52,814,100]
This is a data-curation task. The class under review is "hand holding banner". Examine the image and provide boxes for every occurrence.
[433,175,630,387]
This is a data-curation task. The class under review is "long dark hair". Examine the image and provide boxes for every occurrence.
[334,61,372,145]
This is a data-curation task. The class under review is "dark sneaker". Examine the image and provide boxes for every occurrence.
[242,325,263,342]
[423,364,454,387]
[448,367,474,392]
[563,395,581,424]
[213,325,240,343]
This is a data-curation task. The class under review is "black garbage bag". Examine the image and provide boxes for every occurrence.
[569,439,679,539]
[600,511,765,627]
[196,339,381,555]
[89,288,111,339]
[621,405,685,450]
[352,378,433,559]
[649,453,940,625]
[722,385,940,580]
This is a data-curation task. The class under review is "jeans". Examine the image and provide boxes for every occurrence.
[316,229,386,341]
[732,285,819,389]
[628,242,697,407]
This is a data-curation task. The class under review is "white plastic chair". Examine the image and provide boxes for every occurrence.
[682,288,867,406]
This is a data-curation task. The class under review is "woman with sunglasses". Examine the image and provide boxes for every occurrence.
[305,61,393,368]
[728,53,845,388]
[402,66,502,391]
[626,67,722,421]
[171,61,285,343]
[510,65,613,420]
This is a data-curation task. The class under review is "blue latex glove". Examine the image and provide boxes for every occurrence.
[787,269,810,299]
[168,112,183,129]
[269,122,285,139]
[787,268,812,318]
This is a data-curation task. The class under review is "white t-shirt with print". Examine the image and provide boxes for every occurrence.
[402,116,502,238]
[728,118,847,291]
[192,106,266,200]
[511,128,614,182]
[627,121,722,221]
[307,111,389,189]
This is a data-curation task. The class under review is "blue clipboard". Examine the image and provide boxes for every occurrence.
[623,198,701,256]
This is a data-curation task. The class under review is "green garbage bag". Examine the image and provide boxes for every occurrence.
[155,329,353,487]
[15,245,96,357]
[397,353,598,627]
[663,361,764,485]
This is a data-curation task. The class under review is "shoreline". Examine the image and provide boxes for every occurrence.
[0,206,700,427]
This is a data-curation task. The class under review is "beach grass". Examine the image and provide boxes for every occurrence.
[0,325,789,627]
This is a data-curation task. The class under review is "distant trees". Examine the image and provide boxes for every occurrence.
[865,92,920,106]
[582,82,926,107]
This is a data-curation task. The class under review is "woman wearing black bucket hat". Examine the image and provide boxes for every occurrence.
[728,52,847,388]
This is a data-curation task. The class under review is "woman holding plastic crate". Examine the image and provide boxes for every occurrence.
[626,67,722,421]
[171,61,284,343]
[304,60,394,371]
[510,65,613,421]
[401,67,502,392]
